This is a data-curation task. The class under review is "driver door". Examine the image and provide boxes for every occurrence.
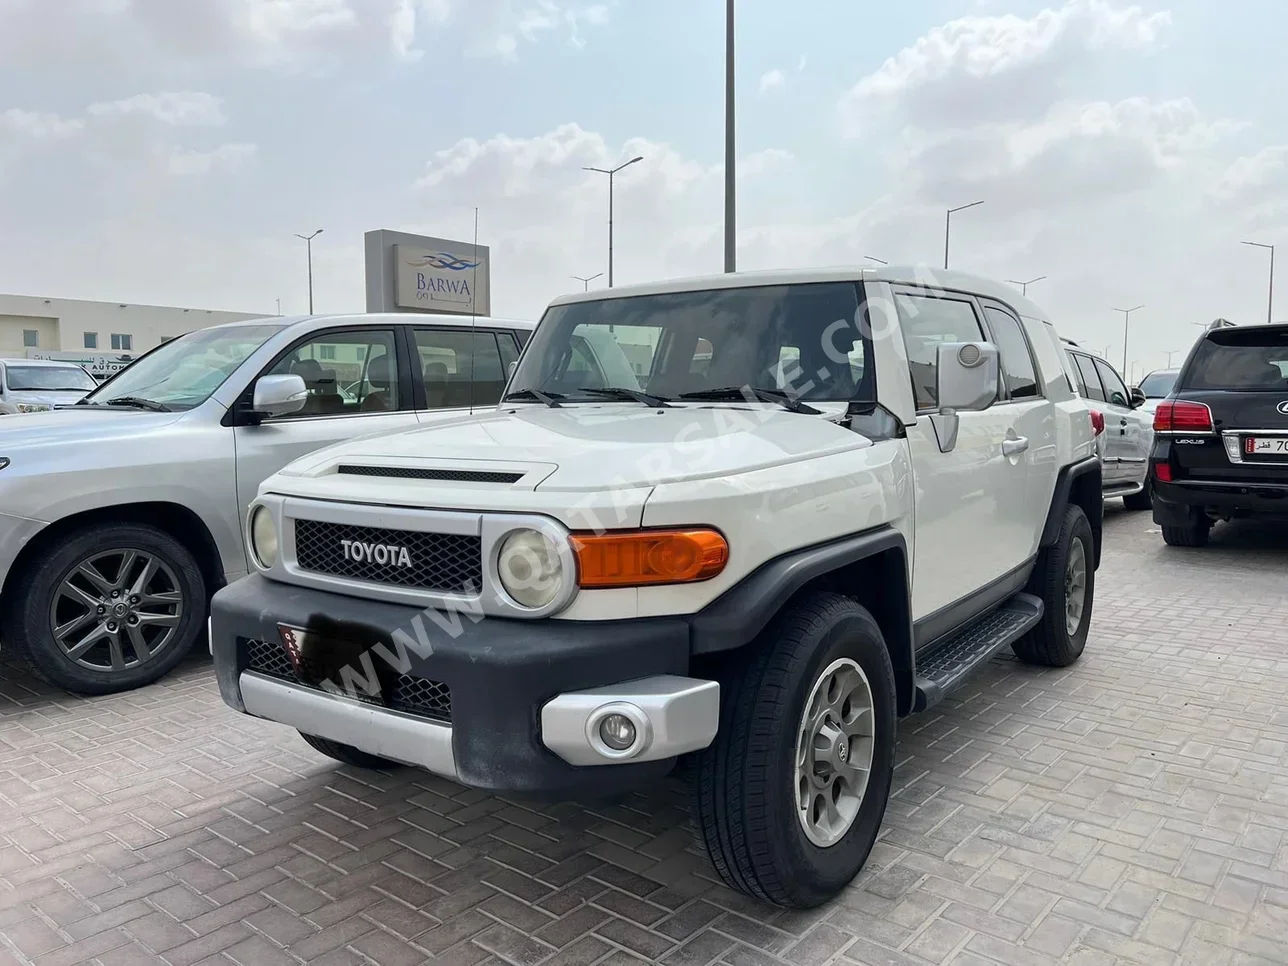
[232,326,418,530]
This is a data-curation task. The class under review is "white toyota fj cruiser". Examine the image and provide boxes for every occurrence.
[210,267,1101,908]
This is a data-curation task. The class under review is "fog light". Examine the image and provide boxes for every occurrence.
[599,713,637,751]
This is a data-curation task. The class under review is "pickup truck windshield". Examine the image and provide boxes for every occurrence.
[6,366,98,392]
[507,282,873,404]
[82,323,285,411]
[1182,328,1288,391]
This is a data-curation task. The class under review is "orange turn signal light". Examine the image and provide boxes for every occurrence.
[571,528,729,588]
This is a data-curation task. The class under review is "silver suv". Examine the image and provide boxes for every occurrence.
[1062,340,1154,510]
[0,312,533,695]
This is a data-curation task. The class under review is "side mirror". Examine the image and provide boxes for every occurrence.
[251,374,308,420]
[930,342,999,453]
[1129,386,1147,408]
[507,360,518,379]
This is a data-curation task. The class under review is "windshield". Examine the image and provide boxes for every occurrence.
[1182,329,1288,391]
[5,366,97,392]
[1138,369,1178,397]
[507,282,873,404]
[83,323,285,411]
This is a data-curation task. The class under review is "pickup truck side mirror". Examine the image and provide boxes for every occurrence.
[930,342,1000,454]
[507,361,518,379]
[251,374,308,421]
[1129,386,1147,408]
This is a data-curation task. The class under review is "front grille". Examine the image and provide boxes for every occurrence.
[337,465,524,484]
[243,638,453,722]
[293,519,482,593]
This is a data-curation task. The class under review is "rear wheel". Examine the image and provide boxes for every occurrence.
[1122,483,1153,511]
[299,733,404,770]
[4,524,206,695]
[1013,504,1094,668]
[693,592,896,908]
[1162,520,1211,547]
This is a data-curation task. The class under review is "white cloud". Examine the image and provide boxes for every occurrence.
[0,0,610,67]
[840,0,1171,134]
[1,108,85,139]
[759,69,785,93]
[163,142,258,176]
[88,92,228,127]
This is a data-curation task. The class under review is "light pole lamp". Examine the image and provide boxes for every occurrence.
[944,201,984,270]
[294,228,323,314]
[1242,240,1275,324]
[571,273,603,291]
[1113,304,1144,375]
[583,157,643,288]
[724,0,735,274]
[1007,275,1046,295]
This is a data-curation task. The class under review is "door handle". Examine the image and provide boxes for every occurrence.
[1002,436,1029,457]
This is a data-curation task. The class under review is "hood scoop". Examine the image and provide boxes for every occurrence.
[336,465,526,485]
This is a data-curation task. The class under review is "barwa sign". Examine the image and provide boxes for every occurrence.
[393,240,491,316]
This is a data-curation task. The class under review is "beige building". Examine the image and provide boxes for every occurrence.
[0,293,265,360]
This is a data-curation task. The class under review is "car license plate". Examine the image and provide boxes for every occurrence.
[279,623,385,703]
[1244,436,1288,458]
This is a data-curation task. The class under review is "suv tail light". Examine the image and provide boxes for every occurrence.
[1089,410,1105,436]
[1153,399,1214,433]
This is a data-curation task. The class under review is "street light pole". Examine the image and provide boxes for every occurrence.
[1242,240,1275,324]
[945,201,984,270]
[583,157,643,287]
[294,229,323,314]
[1113,305,1144,376]
[571,273,604,291]
[724,0,736,273]
[1007,275,1046,295]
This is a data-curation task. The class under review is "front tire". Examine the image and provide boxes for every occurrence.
[1013,504,1094,668]
[299,733,404,770]
[4,523,206,695]
[693,592,896,908]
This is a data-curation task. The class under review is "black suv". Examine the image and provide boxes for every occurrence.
[1150,322,1288,546]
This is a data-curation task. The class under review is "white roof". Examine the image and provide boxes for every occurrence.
[0,357,92,368]
[209,312,536,332]
[547,266,1054,321]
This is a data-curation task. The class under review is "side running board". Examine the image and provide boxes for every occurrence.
[913,593,1044,712]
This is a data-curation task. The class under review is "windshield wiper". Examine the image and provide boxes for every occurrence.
[577,387,674,408]
[103,396,172,413]
[502,388,565,408]
[679,386,822,415]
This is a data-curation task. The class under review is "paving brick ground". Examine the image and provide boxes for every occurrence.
[2,507,1288,966]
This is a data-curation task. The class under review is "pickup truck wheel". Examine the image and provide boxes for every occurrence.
[1161,521,1210,547]
[4,524,206,695]
[1122,483,1153,511]
[298,733,404,770]
[693,592,896,908]
[1013,504,1094,668]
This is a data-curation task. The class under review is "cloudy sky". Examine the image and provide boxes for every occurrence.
[1,0,1284,379]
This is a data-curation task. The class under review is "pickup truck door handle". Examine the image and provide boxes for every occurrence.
[1002,436,1029,457]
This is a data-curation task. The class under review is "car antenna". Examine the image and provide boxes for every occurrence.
[469,206,479,415]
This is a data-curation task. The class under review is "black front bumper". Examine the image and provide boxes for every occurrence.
[211,574,691,797]
[1153,477,1288,524]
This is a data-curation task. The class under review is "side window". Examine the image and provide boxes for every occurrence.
[415,329,508,408]
[894,292,986,411]
[1063,350,1089,397]
[1093,357,1131,407]
[265,329,400,418]
[1072,353,1106,402]
[497,332,519,374]
[983,306,1040,399]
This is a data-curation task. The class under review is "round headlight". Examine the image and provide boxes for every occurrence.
[497,528,564,609]
[250,505,278,569]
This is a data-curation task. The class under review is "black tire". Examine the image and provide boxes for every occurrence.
[3,523,206,695]
[299,733,403,770]
[1162,521,1210,547]
[1013,504,1094,668]
[693,592,897,908]
[1122,483,1153,512]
